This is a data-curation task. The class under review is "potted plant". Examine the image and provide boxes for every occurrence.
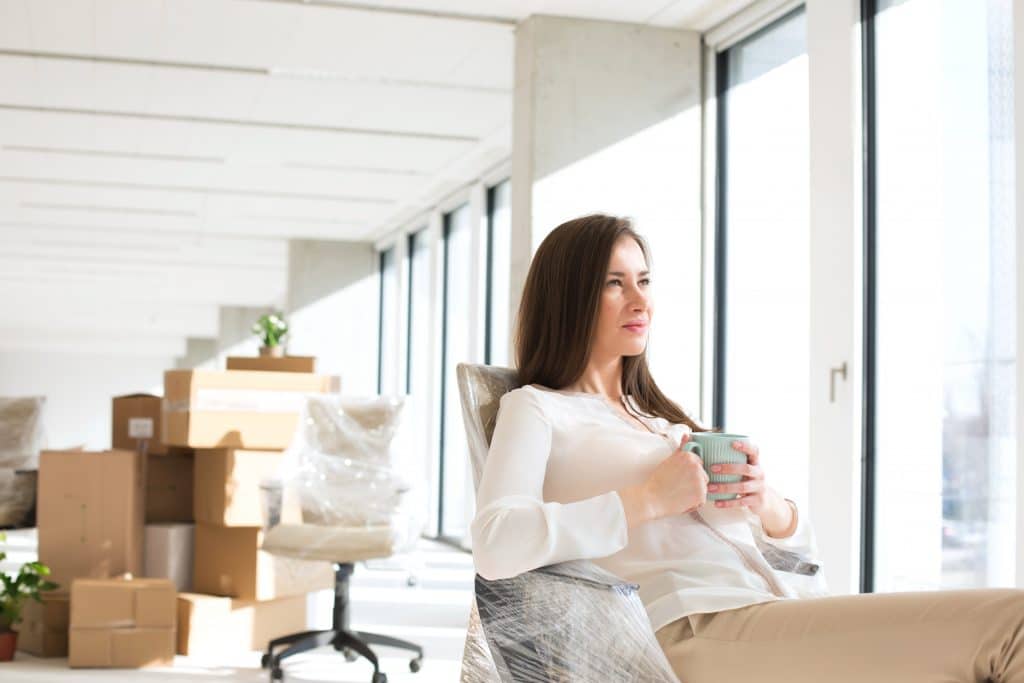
[252,312,289,358]
[0,532,58,661]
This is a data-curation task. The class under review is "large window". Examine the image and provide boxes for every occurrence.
[405,227,432,528]
[439,203,474,542]
[866,0,1016,591]
[715,9,811,508]
[377,246,397,394]
[485,180,512,367]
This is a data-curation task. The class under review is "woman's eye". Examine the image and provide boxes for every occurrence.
[606,278,651,287]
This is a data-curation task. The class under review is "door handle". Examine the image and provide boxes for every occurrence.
[830,362,847,403]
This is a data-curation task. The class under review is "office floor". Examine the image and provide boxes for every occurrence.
[0,530,474,683]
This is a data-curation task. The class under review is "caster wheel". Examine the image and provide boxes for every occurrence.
[372,672,388,683]
[343,647,358,662]
[261,653,271,669]
[406,575,418,587]
[409,656,422,673]
[270,667,284,681]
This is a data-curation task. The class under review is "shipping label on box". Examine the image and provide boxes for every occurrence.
[112,394,166,455]
[38,450,144,588]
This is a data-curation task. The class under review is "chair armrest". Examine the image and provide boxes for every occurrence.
[461,560,678,683]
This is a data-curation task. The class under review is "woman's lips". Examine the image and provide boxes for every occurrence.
[623,324,647,333]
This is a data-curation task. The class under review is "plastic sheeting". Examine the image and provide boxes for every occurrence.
[460,560,680,683]
[0,396,45,469]
[260,394,425,563]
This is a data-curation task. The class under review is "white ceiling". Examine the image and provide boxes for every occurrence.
[0,0,740,355]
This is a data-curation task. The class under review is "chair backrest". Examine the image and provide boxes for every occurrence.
[455,363,520,492]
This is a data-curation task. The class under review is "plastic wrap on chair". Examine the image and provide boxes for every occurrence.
[0,397,45,469]
[460,560,680,683]
[0,469,37,527]
[260,394,425,562]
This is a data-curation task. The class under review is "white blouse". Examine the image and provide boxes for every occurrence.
[470,384,822,633]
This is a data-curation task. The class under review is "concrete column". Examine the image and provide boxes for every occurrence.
[510,15,703,409]
[286,239,377,395]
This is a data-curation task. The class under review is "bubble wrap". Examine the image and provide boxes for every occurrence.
[261,394,425,562]
[0,396,45,469]
[460,560,680,683]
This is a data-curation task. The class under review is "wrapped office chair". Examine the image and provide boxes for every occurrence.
[260,395,425,683]
[454,363,679,682]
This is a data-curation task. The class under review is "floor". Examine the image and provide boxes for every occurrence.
[0,529,475,683]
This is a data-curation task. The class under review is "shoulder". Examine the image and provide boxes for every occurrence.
[500,384,547,409]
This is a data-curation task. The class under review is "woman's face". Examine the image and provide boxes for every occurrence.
[592,236,652,360]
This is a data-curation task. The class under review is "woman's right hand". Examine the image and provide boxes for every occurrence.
[618,432,709,528]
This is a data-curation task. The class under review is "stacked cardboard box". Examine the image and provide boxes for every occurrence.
[69,578,176,668]
[20,361,337,667]
[162,366,336,655]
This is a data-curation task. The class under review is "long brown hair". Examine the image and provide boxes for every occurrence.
[513,214,708,432]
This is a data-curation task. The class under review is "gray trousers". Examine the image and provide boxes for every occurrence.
[656,588,1024,682]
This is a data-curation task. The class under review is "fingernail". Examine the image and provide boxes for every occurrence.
[711,465,721,472]
[732,441,742,448]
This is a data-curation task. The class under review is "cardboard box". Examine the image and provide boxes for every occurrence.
[145,524,194,592]
[16,591,69,657]
[193,449,284,527]
[69,577,176,668]
[163,370,337,449]
[177,592,307,656]
[146,450,193,523]
[193,524,334,601]
[112,394,167,455]
[226,356,317,373]
[38,450,144,588]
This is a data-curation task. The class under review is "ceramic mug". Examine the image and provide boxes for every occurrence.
[683,432,750,502]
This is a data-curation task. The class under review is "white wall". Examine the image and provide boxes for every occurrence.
[0,351,168,450]
[287,239,379,397]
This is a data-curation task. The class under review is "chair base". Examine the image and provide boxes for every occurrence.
[262,627,423,682]
[261,562,424,683]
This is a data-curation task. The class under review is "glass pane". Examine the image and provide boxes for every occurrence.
[406,228,432,526]
[441,204,474,540]
[378,247,397,394]
[721,9,810,508]
[487,180,512,367]
[872,0,1016,590]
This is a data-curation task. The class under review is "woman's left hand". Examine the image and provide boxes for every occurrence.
[706,440,770,512]
[706,440,794,535]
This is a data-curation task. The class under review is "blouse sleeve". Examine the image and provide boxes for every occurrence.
[745,498,819,557]
[470,388,629,580]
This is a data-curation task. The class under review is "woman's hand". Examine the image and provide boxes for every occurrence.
[709,440,796,537]
[618,432,708,528]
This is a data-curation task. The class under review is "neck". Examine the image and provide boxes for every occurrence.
[563,353,624,402]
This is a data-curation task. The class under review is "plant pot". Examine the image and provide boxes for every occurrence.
[259,346,285,358]
[0,629,17,662]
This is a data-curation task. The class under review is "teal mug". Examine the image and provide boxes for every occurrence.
[682,432,749,502]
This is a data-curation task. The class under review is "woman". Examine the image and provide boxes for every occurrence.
[470,214,1024,682]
